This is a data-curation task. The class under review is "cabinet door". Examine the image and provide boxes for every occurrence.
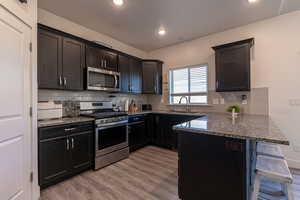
[216,43,250,92]
[142,61,163,94]
[178,133,247,200]
[70,132,92,173]
[129,122,146,152]
[62,37,85,90]
[142,62,156,94]
[39,137,69,187]
[119,55,130,93]
[38,28,62,89]
[86,45,100,69]
[156,62,163,95]
[153,115,166,147]
[104,51,118,71]
[145,115,154,143]
[130,58,142,93]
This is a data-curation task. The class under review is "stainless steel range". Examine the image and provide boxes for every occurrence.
[80,101,129,170]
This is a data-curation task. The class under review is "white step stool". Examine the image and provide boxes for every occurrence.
[252,155,294,200]
[257,142,284,159]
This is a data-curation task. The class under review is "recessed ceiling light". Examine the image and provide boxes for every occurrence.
[158,28,166,36]
[113,0,124,6]
[248,0,257,3]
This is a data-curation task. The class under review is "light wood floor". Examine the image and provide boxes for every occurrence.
[41,146,300,200]
[41,146,179,200]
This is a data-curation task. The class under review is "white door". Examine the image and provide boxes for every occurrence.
[0,5,31,200]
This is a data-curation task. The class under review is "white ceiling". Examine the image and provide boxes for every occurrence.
[38,0,300,52]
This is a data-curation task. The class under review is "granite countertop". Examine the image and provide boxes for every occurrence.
[38,110,202,128]
[173,113,289,145]
[128,110,205,117]
[38,117,94,128]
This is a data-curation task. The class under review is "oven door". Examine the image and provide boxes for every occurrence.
[95,121,128,156]
[87,67,120,92]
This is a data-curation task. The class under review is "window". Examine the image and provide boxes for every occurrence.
[169,65,208,104]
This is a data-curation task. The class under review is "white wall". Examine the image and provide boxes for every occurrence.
[38,8,147,59]
[149,10,300,169]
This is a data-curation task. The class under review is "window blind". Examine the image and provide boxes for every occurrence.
[169,65,208,104]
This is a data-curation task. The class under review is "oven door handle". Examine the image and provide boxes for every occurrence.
[96,121,128,130]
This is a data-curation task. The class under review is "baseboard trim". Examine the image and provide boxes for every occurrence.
[287,159,300,170]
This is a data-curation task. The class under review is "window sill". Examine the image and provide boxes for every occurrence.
[166,104,213,107]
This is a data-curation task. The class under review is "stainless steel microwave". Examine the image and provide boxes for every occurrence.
[87,67,120,92]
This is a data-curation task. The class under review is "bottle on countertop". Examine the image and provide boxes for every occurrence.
[129,99,139,113]
[124,99,129,112]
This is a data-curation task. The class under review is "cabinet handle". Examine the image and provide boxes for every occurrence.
[71,138,74,149]
[101,59,103,68]
[59,76,62,86]
[19,0,27,3]
[216,81,219,89]
[64,77,67,86]
[114,75,118,88]
[66,139,70,150]
[64,128,76,132]
[104,60,107,68]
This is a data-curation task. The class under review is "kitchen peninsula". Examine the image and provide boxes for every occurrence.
[173,113,289,200]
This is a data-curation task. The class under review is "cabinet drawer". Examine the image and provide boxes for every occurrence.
[39,122,94,141]
[128,114,146,123]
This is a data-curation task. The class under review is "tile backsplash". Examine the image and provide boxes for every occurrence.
[39,87,269,117]
[147,87,269,115]
[38,89,148,117]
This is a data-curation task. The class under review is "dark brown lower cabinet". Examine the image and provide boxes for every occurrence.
[128,114,148,152]
[39,137,69,186]
[177,132,255,200]
[39,122,93,189]
[151,114,197,150]
[69,132,93,173]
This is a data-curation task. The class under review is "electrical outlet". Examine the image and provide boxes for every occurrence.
[220,98,225,105]
[212,98,219,105]
[289,99,300,106]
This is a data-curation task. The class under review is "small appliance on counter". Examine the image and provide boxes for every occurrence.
[142,104,152,111]
[38,101,63,120]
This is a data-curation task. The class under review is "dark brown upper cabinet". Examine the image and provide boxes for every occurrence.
[62,38,85,90]
[38,28,62,89]
[38,26,84,90]
[119,55,142,94]
[119,54,130,93]
[130,58,142,94]
[86,44,118,72]
[103,50,118,71]
[142,60,163,94]
[212,38,254,92]
[86,45,100,69]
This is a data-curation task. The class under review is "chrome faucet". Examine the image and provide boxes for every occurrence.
[179,96,190,112]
